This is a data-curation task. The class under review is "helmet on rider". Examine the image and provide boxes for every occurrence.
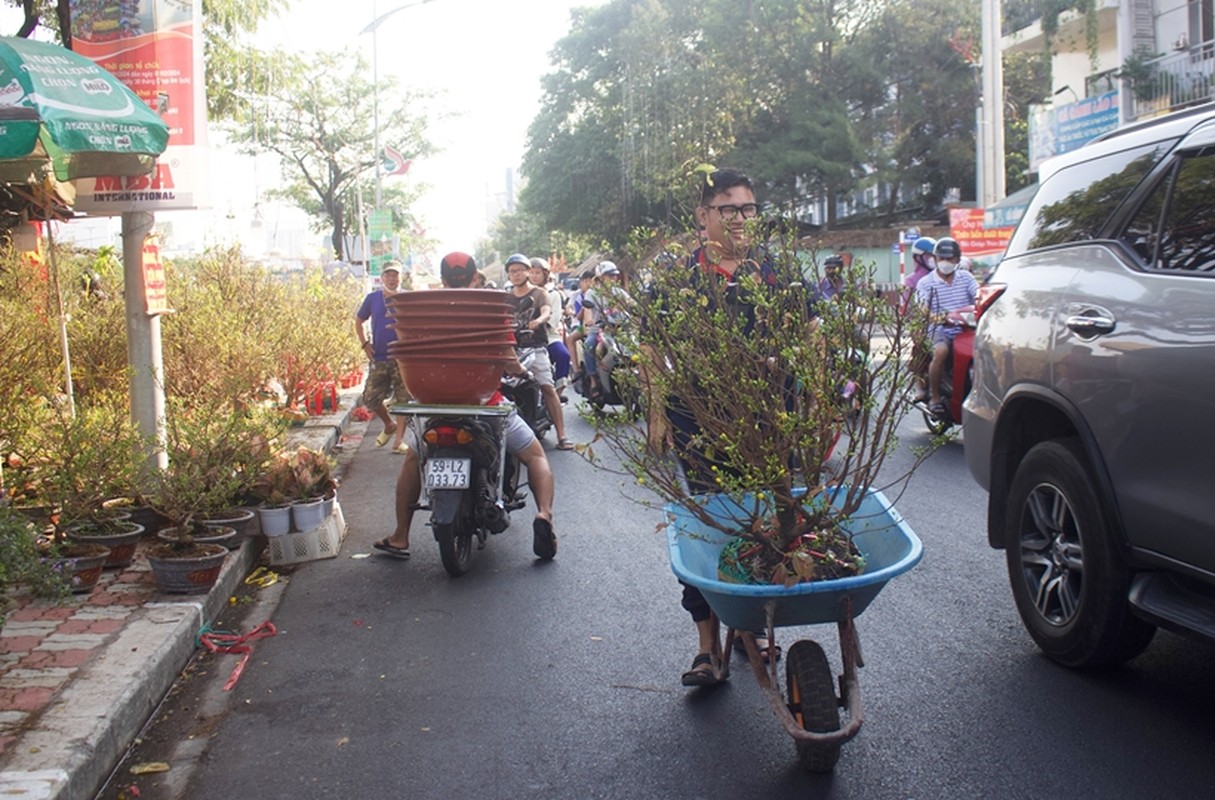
[933,237,962,276]
[823,255,844,269]
[933,237,962,262]
[440,251,477,288]
[595,260,621,278]
[505,253,530,269]
[911,236,936,271]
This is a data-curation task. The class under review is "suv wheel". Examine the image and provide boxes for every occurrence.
[1004,438,1155,667]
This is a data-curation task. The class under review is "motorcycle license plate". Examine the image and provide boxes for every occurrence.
[425,458,470,489]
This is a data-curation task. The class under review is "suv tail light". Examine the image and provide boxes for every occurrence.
[975,283,1006,322]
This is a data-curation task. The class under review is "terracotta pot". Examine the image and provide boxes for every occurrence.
[158,525,238,550]
[390,326,515,345]
[145,543,228,595]
[49,542,111,594]
[66,520,145,569]
[197,508,259,542]
[385,289,512,312]
[387,341,516,359]
[395,354,515,404]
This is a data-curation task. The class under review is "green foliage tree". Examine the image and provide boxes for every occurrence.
[222,47,435,260]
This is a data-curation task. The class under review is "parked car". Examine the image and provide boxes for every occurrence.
[964,102,1215,668]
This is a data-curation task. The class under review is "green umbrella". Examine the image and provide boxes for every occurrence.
[0,36,169,183]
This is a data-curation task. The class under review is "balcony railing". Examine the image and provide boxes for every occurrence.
[1127,42,1215,122]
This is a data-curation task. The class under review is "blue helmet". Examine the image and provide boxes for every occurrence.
[911,236,936,257]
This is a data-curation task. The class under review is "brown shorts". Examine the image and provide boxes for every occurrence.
[362,359,408,408]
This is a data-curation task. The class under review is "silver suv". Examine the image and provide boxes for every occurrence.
[964,103,1215,668]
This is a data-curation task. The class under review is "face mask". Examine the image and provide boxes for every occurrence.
[937,260,958,275]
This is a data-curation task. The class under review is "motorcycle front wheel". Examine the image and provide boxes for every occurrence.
[435,494,475,577]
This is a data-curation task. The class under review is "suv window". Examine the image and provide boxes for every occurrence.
[1006,142,1174,256]
[1123,147,1215,273]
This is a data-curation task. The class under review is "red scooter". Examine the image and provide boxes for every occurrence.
[913,305,975,435]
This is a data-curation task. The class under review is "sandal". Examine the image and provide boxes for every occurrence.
[372,538,410,559]
[374,430,393,447]
[681,653,722,687]
[556,438,575,451]
[533,517,557,560]
[928,402,947,419]
[733,633,782,663]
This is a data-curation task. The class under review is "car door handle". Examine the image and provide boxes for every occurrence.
[1064,309,1116,336]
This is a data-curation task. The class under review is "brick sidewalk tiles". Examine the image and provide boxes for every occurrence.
[0,556,158,756]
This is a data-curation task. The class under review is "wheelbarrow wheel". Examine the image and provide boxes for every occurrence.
[785,639,841,772]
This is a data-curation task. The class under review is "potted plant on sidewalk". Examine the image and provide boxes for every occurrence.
[146,403,278,593]
[4,391,144,583]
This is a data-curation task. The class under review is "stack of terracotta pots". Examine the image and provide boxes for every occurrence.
[385,289,517,404]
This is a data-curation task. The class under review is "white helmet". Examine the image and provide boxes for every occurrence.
[595,260,621,277]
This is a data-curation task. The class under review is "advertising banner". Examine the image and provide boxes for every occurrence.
[142,234,169,314]
[1029,91,1120,172]
[949,207,1013,258]
[69,0,208,213]
[368,208,395,277]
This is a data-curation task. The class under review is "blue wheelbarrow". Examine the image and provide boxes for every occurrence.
[666,488,922,772]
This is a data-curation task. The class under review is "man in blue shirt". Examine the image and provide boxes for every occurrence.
[355,261,409,452]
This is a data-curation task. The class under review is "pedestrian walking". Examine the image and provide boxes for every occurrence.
[355,261,410,453]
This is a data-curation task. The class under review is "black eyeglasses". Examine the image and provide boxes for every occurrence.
[704,203,760,221]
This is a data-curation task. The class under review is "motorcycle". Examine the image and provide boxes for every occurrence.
[502,342,553,440]
[574,312,641,414]
[913,305,976,435]
[395,399,527,577]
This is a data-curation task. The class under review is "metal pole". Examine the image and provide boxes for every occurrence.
[373,0,382,209]
[123,211,168,474]
[980,0,1006,206]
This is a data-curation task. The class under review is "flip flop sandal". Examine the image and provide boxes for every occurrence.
[681,653,722,687]
[372,539,410,559]
[533,517,557,560]
[374,431,392,447]
[556,439,575,451]
[733,633,782,662]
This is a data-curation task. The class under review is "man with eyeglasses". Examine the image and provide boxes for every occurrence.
[643,167,795,687]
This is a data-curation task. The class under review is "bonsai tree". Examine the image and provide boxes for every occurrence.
[1,388,143,540]
[150,402,283,546]
[591,221,935,586]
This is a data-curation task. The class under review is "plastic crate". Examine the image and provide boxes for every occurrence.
[267,503,346,565]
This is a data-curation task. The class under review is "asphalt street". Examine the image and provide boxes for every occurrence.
[98,405,1215,800]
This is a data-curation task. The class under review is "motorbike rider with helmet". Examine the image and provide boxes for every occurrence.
[372,251,559,561]
[913,237,978,419]
[504,253,575,451]
[580,260,629,401]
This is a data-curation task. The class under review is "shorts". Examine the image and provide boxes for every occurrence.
[362,359,408,408]
[504,410,536,455]
[930,325,962,347]
[520,346,554,388]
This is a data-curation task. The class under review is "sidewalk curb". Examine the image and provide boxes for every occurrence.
[0,389,362,800]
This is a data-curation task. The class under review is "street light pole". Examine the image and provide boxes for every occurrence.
[360,0,437,210]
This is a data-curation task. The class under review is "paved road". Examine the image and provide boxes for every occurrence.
[99,407,1215,799]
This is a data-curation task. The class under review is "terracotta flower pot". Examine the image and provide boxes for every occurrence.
[389,327,516,346]
[66,520,145,569]
[145,543,228,594]
[395,353,515,404]
[387,341,516,359]
[49,542,111,594]
[385,288,512,313]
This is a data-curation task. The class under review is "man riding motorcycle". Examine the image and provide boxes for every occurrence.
[913,237,977,419]
[372,251,558,561]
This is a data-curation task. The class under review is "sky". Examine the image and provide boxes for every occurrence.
[255,0,601,259]
[0,0,602,260]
